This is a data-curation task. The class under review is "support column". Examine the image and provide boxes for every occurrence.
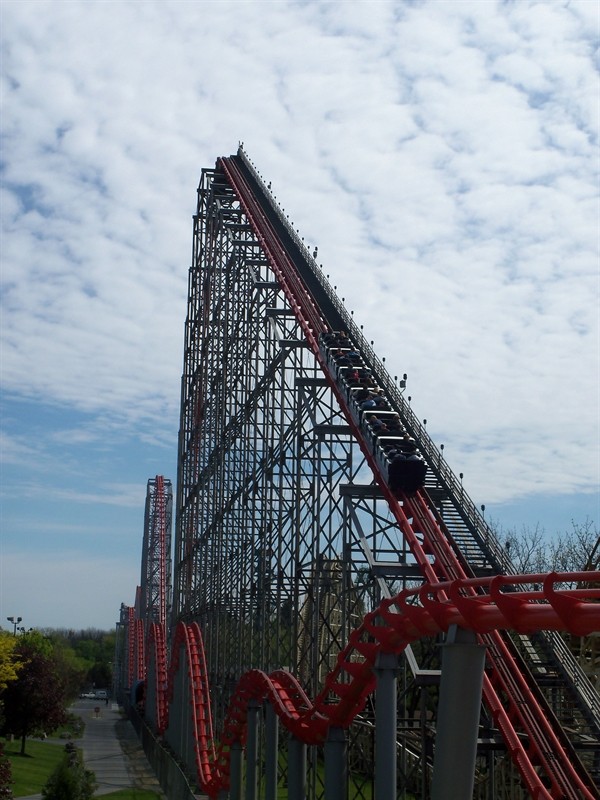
[420,686,430,800]
[265,702,279,800]
[245,701,260,800]
[230,740,243,800]
[431,626,486,800]
[324,726,347,800]
[374,652,400,800]
[288,736,307,800]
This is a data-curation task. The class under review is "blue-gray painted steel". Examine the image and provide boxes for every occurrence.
[374,652,400,800]
[325,726,347,800]
[288,737,307,800]
[230,741,243,800]
[431,626,487,800]
[265,703,279,800]
[245,702,260,800]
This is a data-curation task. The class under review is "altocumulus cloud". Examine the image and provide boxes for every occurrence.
[0,0,598,628]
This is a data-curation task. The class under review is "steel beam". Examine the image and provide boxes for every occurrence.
[265,703,279,800]
[245,701,260,800]
[288,737,307,800]
[230,740,243,800]
[374,652,400,800]
[325,726,347,800]
[431,625,486,800]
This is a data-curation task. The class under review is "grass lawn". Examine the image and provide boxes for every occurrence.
[3,738,162,799]
[3,738,66,797]
[3,714,85,795]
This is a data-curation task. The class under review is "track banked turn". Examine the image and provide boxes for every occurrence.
[154,572,600,798]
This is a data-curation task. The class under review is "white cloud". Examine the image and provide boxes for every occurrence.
[0,0,598,627]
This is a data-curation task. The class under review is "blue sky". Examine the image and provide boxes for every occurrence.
[1,0,598,631]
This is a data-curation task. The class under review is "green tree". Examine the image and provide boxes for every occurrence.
[44,637,88,700]
[41,742,96,800]
[39,629,116,696]
[0,632,22,693]
[57,629,115,693]
[0,632,68,755]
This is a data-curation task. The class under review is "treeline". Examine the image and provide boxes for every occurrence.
[493,518,599,575]
[1,521,596,757]
[0,628,115,756]
[43,628,116,696]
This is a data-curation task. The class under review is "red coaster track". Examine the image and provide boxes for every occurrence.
[161,572,600,798]
[123,152,599,800]
[214,153,599,798]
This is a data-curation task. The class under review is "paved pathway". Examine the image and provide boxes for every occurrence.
[80,701,164,796]
[20,701,164,799]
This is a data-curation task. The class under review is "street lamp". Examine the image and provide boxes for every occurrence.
[6,616,22,636]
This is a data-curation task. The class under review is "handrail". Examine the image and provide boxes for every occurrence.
[219,149,600,797]
[539,628,600,722]
[237,147,508,569]
[235,145,599,734]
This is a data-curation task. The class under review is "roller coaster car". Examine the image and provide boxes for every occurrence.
[319,335,428,496]
[373,429,427,495]
[387,452,427,496]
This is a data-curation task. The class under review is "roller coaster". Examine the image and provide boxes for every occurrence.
[115,147,600,799]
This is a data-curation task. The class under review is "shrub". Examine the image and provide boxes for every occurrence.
[0,743,13,800]
[41,743,96,800]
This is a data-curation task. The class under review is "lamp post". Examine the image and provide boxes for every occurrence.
[6,616,22,636]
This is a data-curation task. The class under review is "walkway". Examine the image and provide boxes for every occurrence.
[20,700,164,799]
[80,701,164,796]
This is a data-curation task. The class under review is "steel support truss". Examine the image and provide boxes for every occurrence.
[160,155,600,799]
[172,166,441,797]
[141,476,173,630]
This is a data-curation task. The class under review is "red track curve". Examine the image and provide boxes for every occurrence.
[215,153,599,798]
[157,571,600,799]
